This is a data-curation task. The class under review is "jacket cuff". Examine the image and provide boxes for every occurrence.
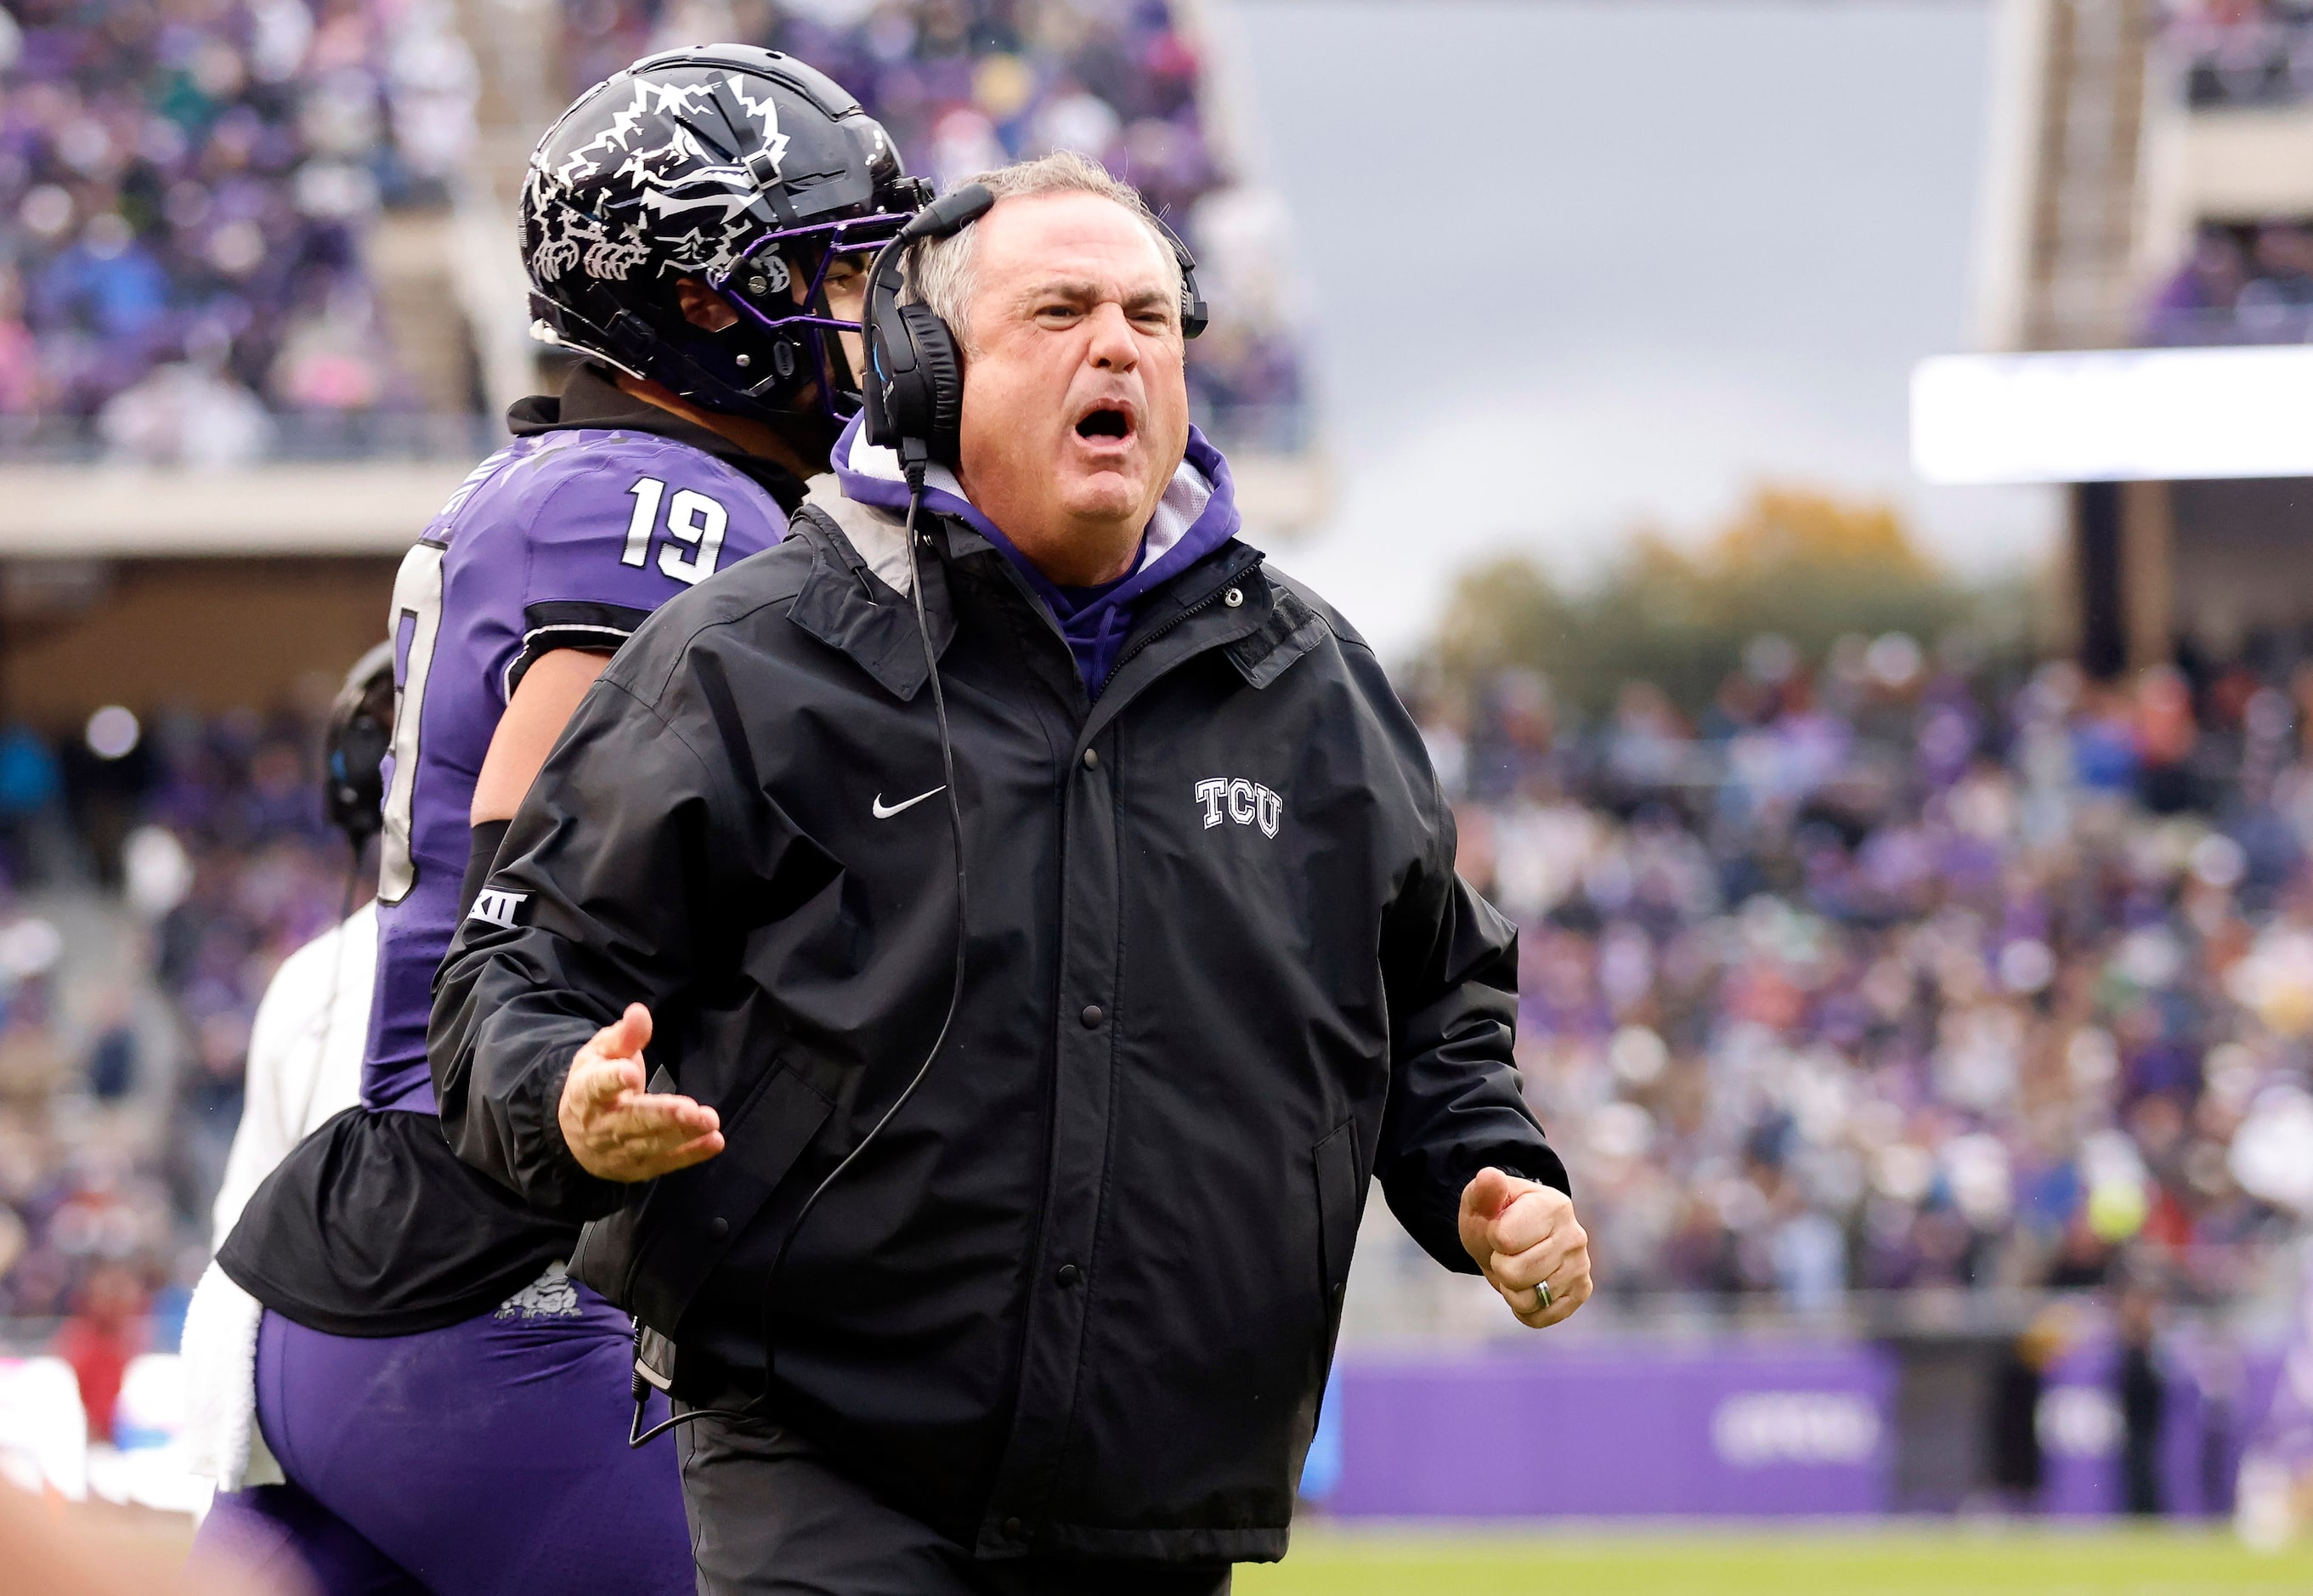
[1418,1140,1574,1276]
[527,1050,629,1221]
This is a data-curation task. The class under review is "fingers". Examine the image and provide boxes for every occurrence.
[1512,1258,1593,1328]
[1487,1185,1573,1257]
[573,1050,646,1107]
[557,1003,723,1182]
[1483,1202,1593,1330]
[1490,1227,1581,1299]
[650,1130,727,1176]
[568,1090,722,1182]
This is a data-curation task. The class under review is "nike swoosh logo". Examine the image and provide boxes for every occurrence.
[871,787,945,819]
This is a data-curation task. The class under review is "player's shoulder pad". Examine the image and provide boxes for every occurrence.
[506,430,787,552]
[597,534,819,708]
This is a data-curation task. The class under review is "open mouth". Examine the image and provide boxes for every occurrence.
[1074,405,1133,441]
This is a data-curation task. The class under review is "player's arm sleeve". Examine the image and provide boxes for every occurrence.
[428,665,757,1221]
[1371,779,1569,1276]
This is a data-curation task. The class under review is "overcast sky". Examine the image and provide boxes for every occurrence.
[1219,0,2056,659]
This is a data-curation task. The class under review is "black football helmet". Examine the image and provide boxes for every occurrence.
[521,45,930,427]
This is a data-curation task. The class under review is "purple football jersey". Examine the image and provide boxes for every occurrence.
[365,428,787,1111]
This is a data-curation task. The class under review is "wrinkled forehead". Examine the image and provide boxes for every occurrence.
[971,191,1178,301]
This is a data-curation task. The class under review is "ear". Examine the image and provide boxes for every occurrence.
[674,276,739,332]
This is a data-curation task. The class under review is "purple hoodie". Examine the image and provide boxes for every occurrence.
[831,413,1242,699]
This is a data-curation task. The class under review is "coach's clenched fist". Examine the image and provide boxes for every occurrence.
[1459,1166,1592,1328]
[557,1003,725,1181]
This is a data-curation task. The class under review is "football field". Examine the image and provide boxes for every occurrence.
[1234,1525,2313,1594]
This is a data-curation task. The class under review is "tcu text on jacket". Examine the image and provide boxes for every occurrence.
[1196,776,1281,837]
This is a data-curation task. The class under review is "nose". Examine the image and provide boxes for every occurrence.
[1085,302,1139,372]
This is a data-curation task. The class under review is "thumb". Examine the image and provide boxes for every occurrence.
[595,1002,653,1062]
[1463,1165,1519,1224]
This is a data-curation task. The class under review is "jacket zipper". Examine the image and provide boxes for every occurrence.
[1095,556,1264,695]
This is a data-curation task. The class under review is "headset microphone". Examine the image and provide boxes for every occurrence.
[898,182,995,243]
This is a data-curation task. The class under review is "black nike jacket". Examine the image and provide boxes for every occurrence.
[429,503,1566,1564]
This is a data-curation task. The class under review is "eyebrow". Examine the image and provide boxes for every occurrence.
[1016,278,1173,316]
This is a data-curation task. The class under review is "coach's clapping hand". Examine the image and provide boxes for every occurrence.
[556,1003,725,1181]
[1458,1167,1593,1328]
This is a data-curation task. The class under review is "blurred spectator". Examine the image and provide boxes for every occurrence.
[2119,1285,2167,1514]
[50,1259,147,1443]
[2167,0,2313,110]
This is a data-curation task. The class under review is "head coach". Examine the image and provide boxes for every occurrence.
[431,150,1592,1594]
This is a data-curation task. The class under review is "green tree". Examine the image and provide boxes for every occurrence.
[1434,486,1999,715]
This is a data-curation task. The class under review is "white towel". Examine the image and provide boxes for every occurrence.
[180,1259,281,1490]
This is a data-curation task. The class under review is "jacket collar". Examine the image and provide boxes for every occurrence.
[783,495,1325,712]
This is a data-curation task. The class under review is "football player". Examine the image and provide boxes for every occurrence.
[195,46,925,1594]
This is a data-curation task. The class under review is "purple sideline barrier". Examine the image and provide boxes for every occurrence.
[1322,1343,1894,1518]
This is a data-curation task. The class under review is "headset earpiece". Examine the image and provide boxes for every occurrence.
[862,184,992,473]
[325,640,396,850]
[893,303,964,467]
[1151,215,1207,342]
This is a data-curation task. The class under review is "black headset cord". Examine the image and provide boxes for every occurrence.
[629,468,969,1447]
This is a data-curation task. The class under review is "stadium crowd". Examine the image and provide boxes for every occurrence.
[0,0,473,453]
[1406,639,2313,1314]
[2165,0,2313,110]
[566,0,1309,449]
[2142,220,2313,348]
[0,0,1308,458]
[0,700,355,1437]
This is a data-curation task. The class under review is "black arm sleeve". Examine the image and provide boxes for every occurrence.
[430,673,743,1222]
[1372,786,1569,1276]
[458,818,512,921]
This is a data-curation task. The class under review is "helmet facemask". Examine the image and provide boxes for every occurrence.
[709,210,913,424]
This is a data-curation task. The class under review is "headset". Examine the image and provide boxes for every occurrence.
[325,640,397,850]
[630,183,1211,1447]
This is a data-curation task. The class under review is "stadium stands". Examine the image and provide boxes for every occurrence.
[1375,643,2312,1322]
[0,702,354,1449]
[2141,221,2313,345]
[0,1,1308,460]
[0,0,479,460]
[562,0,1309,451]
[2168,0,2313,110]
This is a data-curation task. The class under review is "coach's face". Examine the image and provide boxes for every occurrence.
[954,192,1190,588]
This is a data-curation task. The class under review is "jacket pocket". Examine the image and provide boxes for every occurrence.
[1312,1119,1361,1320]
[568,1051,840,1334]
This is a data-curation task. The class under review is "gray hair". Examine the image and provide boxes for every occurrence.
[902,151,1184,354]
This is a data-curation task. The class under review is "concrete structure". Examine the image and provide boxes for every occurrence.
[1963,0,2313,678]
